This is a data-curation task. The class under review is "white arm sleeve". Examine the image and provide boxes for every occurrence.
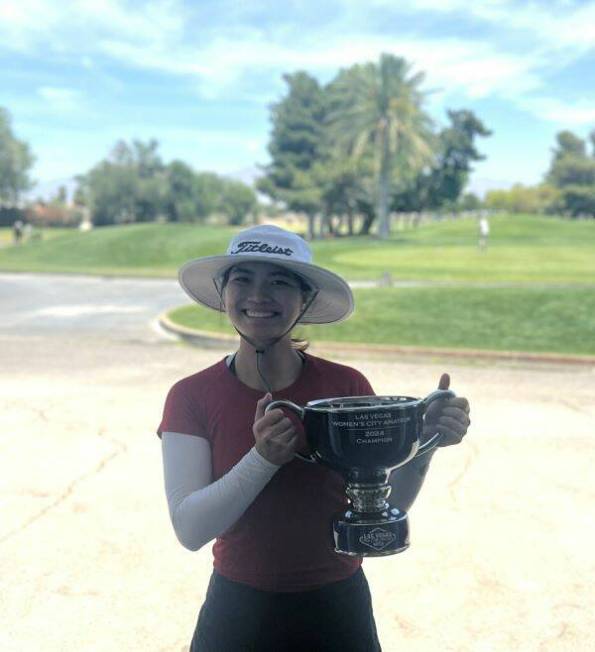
[161,431,280,551]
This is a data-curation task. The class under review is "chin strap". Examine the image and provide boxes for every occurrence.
[215,276,319,395]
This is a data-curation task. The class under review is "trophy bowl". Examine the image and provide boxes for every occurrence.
[265,390,455,557]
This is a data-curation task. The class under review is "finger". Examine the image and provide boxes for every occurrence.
[438,373,450,390]
[436,421,465,445]
[262,431,297,455]
[439,430,464,446]
[254,393,272,421]
[272,428,298,445]
[256,406,290,427]
[265,418,295,439]
[438,415,468,436]
[259,412,293,433]
[447,397,470,413]
[441,407,471,427]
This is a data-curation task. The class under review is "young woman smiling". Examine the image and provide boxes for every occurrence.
[157,225,471,651]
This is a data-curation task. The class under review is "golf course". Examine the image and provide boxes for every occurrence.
[1,213,594,356]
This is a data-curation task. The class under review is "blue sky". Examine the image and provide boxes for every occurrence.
[1,0,594,198]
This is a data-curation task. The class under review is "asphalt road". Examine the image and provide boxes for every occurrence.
[0,272,187,341]
[1,273,594,651]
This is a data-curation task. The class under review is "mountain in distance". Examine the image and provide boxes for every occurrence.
[224,165,264,186]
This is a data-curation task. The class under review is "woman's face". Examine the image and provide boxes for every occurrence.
[223,261,306,344]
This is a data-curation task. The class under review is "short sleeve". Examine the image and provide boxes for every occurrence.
[351,369,375,397]
[156,380,205,439]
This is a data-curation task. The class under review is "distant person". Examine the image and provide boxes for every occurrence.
[12,219,24,245]
[478,215,490,251]
[156,225,471,650]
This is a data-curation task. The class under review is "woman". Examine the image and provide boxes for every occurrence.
[157,225,471,651]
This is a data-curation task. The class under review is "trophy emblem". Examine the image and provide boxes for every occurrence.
[265,390,454,557]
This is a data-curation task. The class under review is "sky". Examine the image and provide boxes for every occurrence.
[1,0,594,199]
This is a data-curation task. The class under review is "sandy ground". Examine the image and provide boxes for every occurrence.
[1,334,594,652]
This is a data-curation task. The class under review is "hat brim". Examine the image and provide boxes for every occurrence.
[178,255,354,324]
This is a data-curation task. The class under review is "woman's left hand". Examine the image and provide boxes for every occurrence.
[423,373,471,447]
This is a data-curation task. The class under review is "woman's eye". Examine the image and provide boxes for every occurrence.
[231,276,249,284]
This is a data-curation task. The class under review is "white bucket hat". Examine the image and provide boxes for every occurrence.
[178,225,354,324]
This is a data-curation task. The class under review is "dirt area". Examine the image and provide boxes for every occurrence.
[1,334,594,651]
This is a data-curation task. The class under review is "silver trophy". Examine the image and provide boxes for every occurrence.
[265,390,454,556]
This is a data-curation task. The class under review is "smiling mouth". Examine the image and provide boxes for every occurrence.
[242,310,280,319]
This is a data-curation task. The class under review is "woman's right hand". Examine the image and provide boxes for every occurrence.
[253,393,298,465]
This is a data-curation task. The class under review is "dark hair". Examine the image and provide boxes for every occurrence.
[218,264,311,351]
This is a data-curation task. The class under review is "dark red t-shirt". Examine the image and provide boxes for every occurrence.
[157,352,375,592]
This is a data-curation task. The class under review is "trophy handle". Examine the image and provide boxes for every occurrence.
[416,389,457,457]
[264,400,317,464]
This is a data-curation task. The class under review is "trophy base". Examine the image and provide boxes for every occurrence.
[333,508,410,557]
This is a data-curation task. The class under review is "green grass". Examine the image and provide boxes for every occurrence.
[0,214,594,283]
[0,224,237,276]
[169,286,595,356]
[2,216,594,355]
[0,227,71,248]
[310,214,595,283]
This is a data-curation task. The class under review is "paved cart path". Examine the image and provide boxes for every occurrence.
[1,273,594,651]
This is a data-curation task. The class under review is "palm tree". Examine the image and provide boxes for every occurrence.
[326,54,434,238]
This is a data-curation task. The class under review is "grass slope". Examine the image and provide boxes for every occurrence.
[2,215,593,354]
[0,214,594,283]
[169,286,595,356]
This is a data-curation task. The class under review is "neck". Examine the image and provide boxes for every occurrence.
[233,338,304,392]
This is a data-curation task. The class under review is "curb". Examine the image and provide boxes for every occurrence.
[158,311,595,367]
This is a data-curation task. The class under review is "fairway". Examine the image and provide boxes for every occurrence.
[1,214,594,283]
[2,214,593,356]
[169,285,595,357]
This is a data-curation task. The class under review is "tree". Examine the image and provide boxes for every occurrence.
[485,183,560,214]
[258,72,327,239]
[56,185,68,204]
[80,160,137,225]
[548,153,595,187]
[193,172,224,219]
[559,186,595,216]
[219,179,257,225]
[423,109,491,208]
[551,130,586,162]
[165,160,199,222]
[459,192,482,211]
[111,139,167,222]
[0,107,35,205]
[311,157,374,235]
[77,139,167,225]
[589,129,595,158]
[546,130,595,217]
[326,54,434,238]
[163,162,223,223]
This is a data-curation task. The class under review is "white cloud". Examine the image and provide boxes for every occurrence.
[37,86,82,112]
[364,0,595,52]
[470,1,595,52]
[2,0,594,127]
[95,30,544,106]
[0,0,63,52]
[517,97,595,126]
[77,0,184,44]
[0,0,185,52]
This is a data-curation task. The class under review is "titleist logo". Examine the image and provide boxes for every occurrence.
[230,241,294,256]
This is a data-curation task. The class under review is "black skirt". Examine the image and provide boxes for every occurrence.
[190,567,382,652]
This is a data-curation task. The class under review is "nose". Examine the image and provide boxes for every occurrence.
[246,279,273,303]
